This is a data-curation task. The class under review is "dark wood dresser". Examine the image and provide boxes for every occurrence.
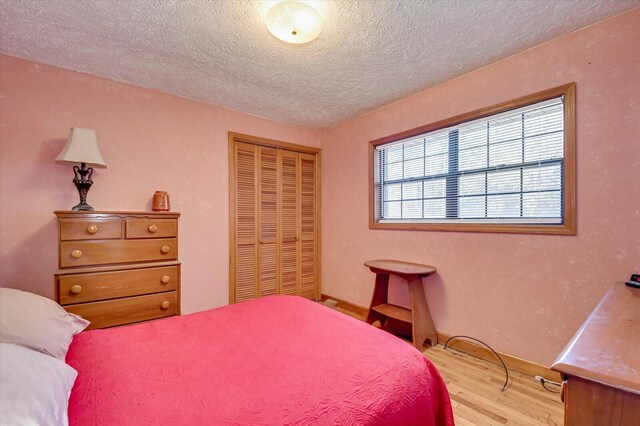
[54,211,181,329]
[552,283,640,425]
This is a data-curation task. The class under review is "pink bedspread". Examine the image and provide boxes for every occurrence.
[67,296,454,425]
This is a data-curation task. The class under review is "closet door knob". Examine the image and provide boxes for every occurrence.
[71,250,83,259]
[161,245,170,254]
[70,285,82,294]
[86,225,98,234]
[148,224,158,233]
[161,301,170,310]
[161,275,171,284]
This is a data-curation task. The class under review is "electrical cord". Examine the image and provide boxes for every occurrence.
[536,376,562,393]
[443,335,510,392]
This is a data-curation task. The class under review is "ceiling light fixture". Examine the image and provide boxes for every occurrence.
[265,1,322,45]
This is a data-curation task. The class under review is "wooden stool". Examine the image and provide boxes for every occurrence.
[365,259,438,349]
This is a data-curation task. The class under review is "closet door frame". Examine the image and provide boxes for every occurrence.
[228,132,322,304]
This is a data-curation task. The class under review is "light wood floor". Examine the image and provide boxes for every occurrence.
[334,306,564,425]
[424,345,563,425]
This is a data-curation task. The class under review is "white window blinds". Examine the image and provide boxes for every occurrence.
[374,96,565,224]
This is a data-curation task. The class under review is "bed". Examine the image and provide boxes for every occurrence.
[66,295,454,425]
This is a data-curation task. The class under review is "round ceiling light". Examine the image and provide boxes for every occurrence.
[265,1,322,45]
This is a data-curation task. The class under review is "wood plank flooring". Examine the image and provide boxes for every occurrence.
[334,306,564,425]
[424,345,563,425]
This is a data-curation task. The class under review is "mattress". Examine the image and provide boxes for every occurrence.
[67,295,453,425]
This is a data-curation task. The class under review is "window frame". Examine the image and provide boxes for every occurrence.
[369,83,576,235]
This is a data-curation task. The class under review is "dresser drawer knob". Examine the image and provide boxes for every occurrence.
[161,245,170,254]
[71,250,83,259]
[86,225,98,234]
[161,275,171,284]
[161,301,170,310]
[148,224,158,233]
[70,285,83,294]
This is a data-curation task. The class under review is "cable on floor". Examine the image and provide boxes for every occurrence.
[443,335,510,392]
[537,376,562,393]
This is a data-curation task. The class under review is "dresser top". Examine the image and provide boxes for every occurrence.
[55,210,180,219]
[552,283,640,395]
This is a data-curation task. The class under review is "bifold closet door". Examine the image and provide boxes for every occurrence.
[299,153,317,299]
[258,147,278,297]
[232,144,279,301]
[231,138,319,303]
[279,150,299,296]
[234,142,258,302]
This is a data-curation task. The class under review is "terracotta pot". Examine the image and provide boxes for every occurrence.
[152,191,170,211]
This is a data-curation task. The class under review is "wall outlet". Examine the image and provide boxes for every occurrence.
[323,299,338,309]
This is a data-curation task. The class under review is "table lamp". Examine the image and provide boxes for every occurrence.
[55,128,107,211]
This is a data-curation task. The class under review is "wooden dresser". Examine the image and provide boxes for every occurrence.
[552,283,640,425]
[54,211,181,330]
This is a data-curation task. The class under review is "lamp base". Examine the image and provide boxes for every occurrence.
[71,202,94,211]
[71,163,95,212]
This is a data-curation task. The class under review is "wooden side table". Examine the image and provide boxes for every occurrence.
[365,259,438,349]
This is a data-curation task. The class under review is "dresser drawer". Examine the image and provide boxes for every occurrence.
[126,219,177,239]
[60,239,178,268]
[60,218,122,241]
[58,266,179,304]
[64,291,178,330]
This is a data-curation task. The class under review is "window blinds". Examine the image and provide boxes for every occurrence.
[375,96,565,224]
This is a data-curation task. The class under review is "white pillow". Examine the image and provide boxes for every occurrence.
[0,342,78,426]
[0,288,89,360]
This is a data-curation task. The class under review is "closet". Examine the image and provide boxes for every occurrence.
[229,132,320,303]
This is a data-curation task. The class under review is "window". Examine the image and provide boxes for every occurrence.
[370,83,575,234]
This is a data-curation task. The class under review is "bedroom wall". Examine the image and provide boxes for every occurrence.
[321,8,640,365]
[0,54,322,314]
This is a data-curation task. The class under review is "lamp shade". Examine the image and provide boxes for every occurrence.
[55,128,107,168]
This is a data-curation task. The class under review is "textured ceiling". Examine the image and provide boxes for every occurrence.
[0,0,638,128]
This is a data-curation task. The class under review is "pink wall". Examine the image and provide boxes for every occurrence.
[1,8,638,366]
[321,9,640,365]
[0,55,321,314]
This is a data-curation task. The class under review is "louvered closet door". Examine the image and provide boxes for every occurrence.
[231,135,319,304]
[299,153,318,300]
[234,142,258,302]
[279,150,299,296]
[259,147,278,297]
